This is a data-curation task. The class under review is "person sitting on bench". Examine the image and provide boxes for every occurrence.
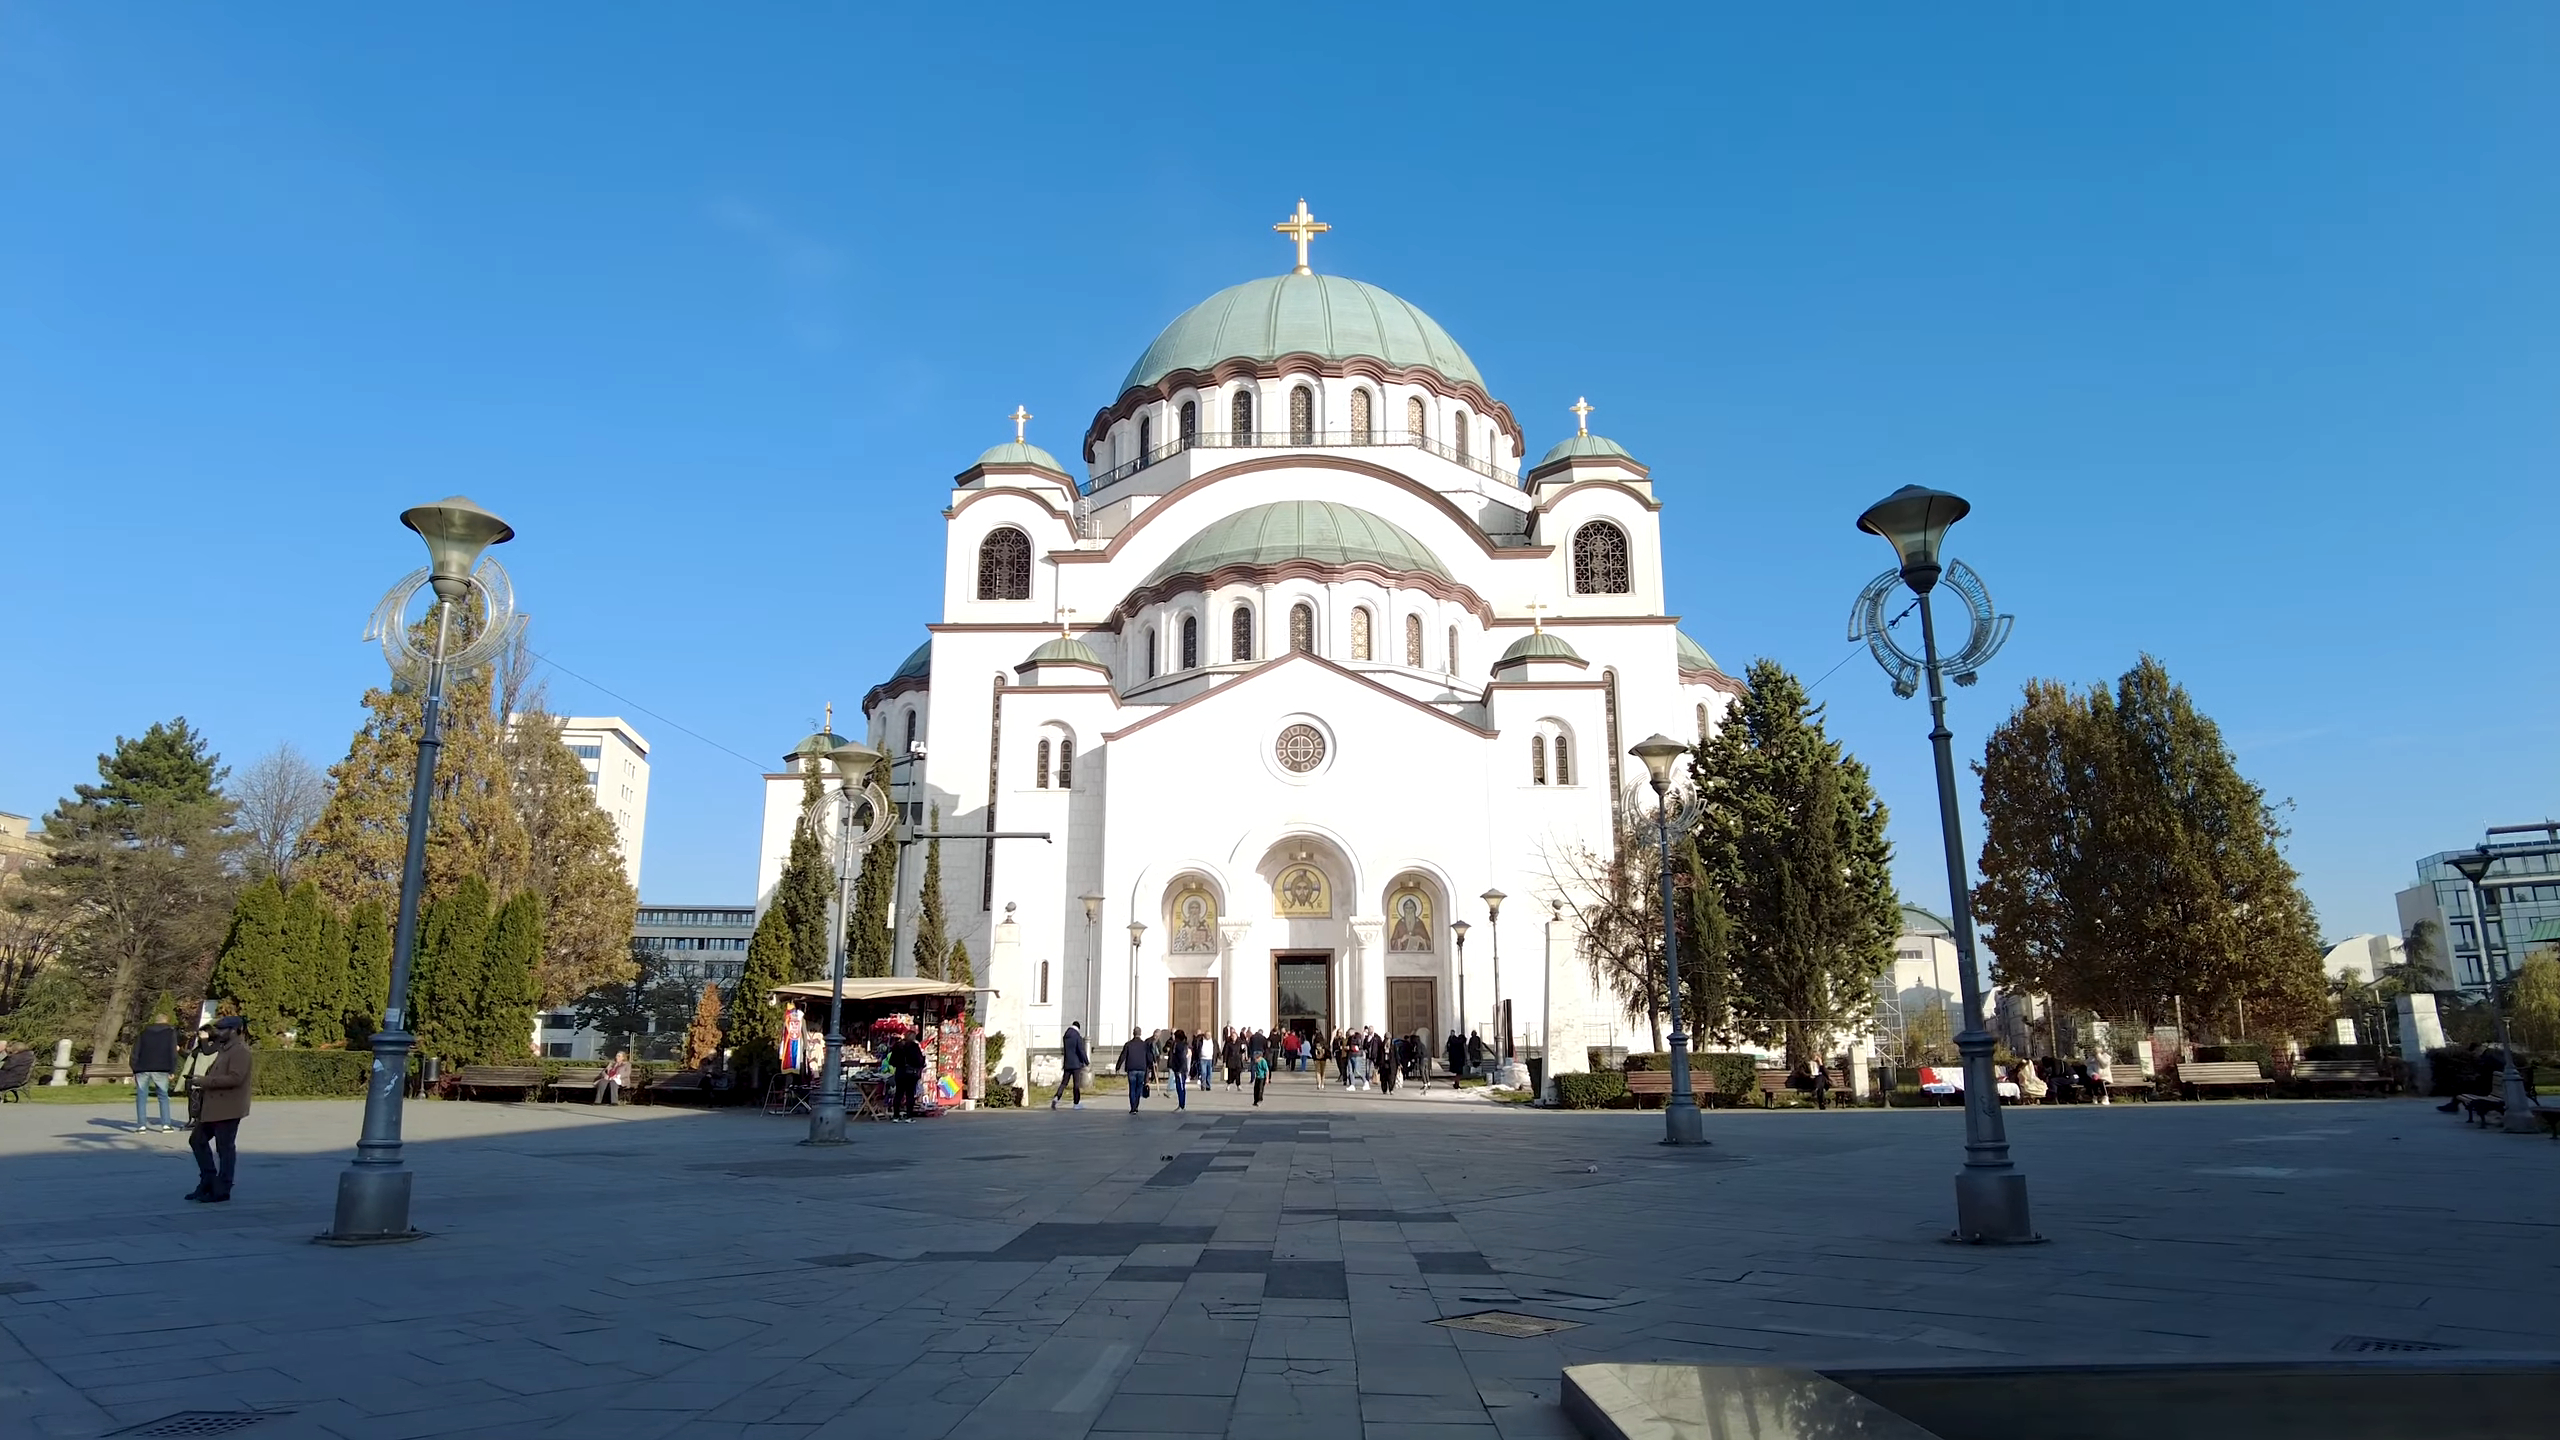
[0,1041,33,1100]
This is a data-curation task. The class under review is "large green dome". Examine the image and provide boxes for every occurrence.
[1145,500,1452,586]
[1121,274,1482,394]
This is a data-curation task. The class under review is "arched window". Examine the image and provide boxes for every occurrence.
[1181,614,1199,669]
[1553,733,1571,785]
[1038,960,1050,1005]
[1572,521,1631,594]
[1697,702,1708,741]
[1138,415,1153,460]
[976,527,1032,600]
[1350,607,1372,661]
[1289,385,1314,445]
[1404,613,1424,667]
[1350,389,1372,442]
[1230,389,1254,440]
[1453,407,1470,464]
[1447,625,1459,672]
[1035,738,1051,788]
[903,710,918,751]
[1179,400,1198,447]
[1230,604,1254,662]
[1144,626,1158,680]
[1055,736,1073,789]
[1289,602,1315,654]
[1530,734,1548,785]
[1406,395,1425,439]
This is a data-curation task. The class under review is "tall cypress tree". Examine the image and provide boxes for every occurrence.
[411,875,494,1061]
[776,765,835,983]
[847,833,897,980]
[911,807,947,981]
[732,904,795,1071]
[342,899,392,1047]
[684,980,725,1067]
[208,877,290,1042]
[480,890,543,1063]
[1689,660,1899,1068]
[278,881,347,1047]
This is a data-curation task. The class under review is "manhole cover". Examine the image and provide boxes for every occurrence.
[112,1413,285,1437]
[2335,1336,2457,1353]
[1435,1310,1583,1338]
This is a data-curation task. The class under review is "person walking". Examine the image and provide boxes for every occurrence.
[1445,1030,1464,1083]
[596,1050,632,1106]
[1169,1030,1191,1111]
[1120,1028,1153,1113]
[131,1010,180,1133]
[1200,1030,1218,1090]
[1468,1030,1487,1078]
[1251,1049,1269,1107]
[1224,1029,1244,1089]
[185,1016,253,1203]
[887,1031,928,1122]
[1055,1021,1089,1110]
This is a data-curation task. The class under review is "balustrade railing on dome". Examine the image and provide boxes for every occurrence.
[1083,429,1517,493]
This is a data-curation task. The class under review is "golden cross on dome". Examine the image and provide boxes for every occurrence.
[1052,600,1075,636]
[1525,600,1549,633]
[1570,397,1594,436]
[1273,199,1329,275]
[1009,405,1032,444]
[823,701,833,732]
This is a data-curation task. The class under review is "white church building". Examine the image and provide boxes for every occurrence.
[760,204,1743,1082]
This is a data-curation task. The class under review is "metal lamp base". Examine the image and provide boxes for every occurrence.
[321,1166,424,1245]
[1948,1169,2042,1245]
[803,1108,851,1146]
[2500,1072,2538,1135]
[1660,1101,1707,1147]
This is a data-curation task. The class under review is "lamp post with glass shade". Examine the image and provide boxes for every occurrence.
[1482,889,1508,1075]
[2446,848,2537,1134]
[325,497,523,1244]
[1450,921,1471,1076]
[799,738,889,1146]
[1079,894,1103,1045]
[1127,920,1146,1046]
[1854,484,2036,1242]
[1628,735,1705,1146]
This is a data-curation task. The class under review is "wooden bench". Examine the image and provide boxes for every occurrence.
[450,1064,546,1101]
[642,1069,709,1105]
[2176,1061,2270,1100]
[544,1068,606,1101]
[2291,1059,2387,1095]
[80,1061,134,1085]
[1757,1067,1848,1107]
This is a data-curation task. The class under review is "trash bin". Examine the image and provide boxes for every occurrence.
[1527,1057,1545,1094]
[418,1054,441,1097]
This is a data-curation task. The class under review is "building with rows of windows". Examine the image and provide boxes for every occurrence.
[756,205,1743,1086]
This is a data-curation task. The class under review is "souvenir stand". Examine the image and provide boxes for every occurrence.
[763,978,983,1121]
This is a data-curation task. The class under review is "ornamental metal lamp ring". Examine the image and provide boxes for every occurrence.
[363,557,527,683]
[846,781,895,851]
[1847,558,2012,699]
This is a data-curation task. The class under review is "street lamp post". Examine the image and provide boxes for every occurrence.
[1126,921,1146,1046]
[1080,894,1103,1044]
[1450,921,1471,1077]
[2447,848,2536,1135]
[1482,889,1507,1074]
[1856,484,2036,1242]
[804,739,887,1146]
[1628,735,1705,1146]
[326,497,521,1244]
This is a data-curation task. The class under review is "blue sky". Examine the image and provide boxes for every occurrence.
[4,5,2553,943]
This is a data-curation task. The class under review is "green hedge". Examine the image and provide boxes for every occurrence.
[980,1084,1023,1108]
[1556,1071,1629,1109]
[1622,1052,1672,1073]
[2194,1043,2271,1072]
[249,1048,374,1097]
[1699,1053,1761,1105]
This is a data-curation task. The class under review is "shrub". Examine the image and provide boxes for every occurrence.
[2303,1043,2379,1063]
[985,1032,1007,1072]
[2423,1046,2516,1097]
[1699,1052,1760,1106]
[1556,1072,1628,1109]
[1622,1052,1671,1073]
[250,1048,373,1097]
[980,1083,1023,1108]
[2195,1043,2271,1072]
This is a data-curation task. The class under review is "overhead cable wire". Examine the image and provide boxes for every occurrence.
[523,645,772,773]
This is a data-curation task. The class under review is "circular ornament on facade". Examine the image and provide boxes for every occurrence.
[1274,723,1327,773]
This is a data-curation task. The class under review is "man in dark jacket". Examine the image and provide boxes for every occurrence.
[886,1032,928,1122]
[1118,1029,1152,1113]
[131,1013,180,1133]
[1446,1031,1464,1081]
[0,1041,34,1099]
[186,1017,253,1203]
[1055,1021,1089,1110]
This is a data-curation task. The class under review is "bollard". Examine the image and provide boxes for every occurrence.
[50,1038,72,1087]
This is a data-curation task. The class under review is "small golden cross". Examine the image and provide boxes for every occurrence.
[1273,199,1329,275]
[1009,405,1032,444]
[1570,397,1594,436]
[1525,600,1548,633]
[1053,601,1075,636]
[823,701,833,733]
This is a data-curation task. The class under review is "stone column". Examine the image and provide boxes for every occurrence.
[2396,992,2444,1093]
[1348,917,1385,1031]
[1541,910,1584,1103]
[1220,921,1255,1032]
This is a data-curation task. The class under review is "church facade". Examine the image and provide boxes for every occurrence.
[762,205,1741,1082]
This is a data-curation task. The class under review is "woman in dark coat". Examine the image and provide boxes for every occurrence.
[1225,1031,1245,1087]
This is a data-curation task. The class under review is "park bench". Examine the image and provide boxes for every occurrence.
[2176,1061,2271,1100]
[2291,1058,2387,1096]
[544,1068,605,1101]
[1757,1067,1848,1107]
[80,1061,134,1085]
[642,1069,709,1105]
[1621,1069,1724,1107]
[450,1064,546,1101]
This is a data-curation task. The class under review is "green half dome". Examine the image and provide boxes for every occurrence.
[785,730,849,762]
[889,641,931,683]
[1145,501,1452,587]
[973,440,1069,475]
[1675,630,1718,672]
[1022,635,1104,668]
[1537,432,1635,468]
[1122,274,1482,394]
[1498,630,1584,665]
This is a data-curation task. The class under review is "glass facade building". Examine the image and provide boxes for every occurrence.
[2397,829,2560,993]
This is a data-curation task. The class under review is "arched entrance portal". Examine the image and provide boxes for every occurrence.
[1254,836,1356,1041]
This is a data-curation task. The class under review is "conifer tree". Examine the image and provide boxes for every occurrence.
[911,806,947,981]
[946,938,973,989]
[777,766,835,983]
[731,904,795,1070]
[480,890,544,1063]
[684,980,725,1067]
[342,899,392,1046]
[208,878,291,1043]
[307,905,347,1047]
[276,881,347,1047]
[502,704,639,1005]
[411,875,494,1061]
[302,659,529,919]
[1688,660,1900,1068]
[847,833,897,980]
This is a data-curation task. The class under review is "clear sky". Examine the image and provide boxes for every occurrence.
[4,5,2553,944]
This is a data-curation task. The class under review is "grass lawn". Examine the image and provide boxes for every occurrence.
[6,1085,359,1106]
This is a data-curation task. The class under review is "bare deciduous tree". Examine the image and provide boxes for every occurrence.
[234,743,330,882]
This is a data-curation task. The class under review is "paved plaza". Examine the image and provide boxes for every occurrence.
[4,1072,2555,1439]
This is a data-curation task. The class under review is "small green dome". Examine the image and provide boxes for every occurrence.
[1675,630,1718,672]
[1498,630,1584,666]
[785,730,849,763]
[1537,433,1635,468]
[1122,274,1482,394]
[1146,501,1451,587]
[889,641,931,683]
[973,440,1069,475]
[1022,634,1104,668]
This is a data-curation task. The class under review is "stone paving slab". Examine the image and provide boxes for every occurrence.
[4,1075,2556,1438]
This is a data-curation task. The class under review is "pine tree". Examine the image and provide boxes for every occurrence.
[731,905,795,1071]
[301,659,529,920]
[911,806,947,981]
[480,890,543,1063]
[411,875,494,1061]
[275,880,348,1047]
[208,878,291,1043]
[847,832,897,980]
[947,939,973,988]
[1688,660,1900,1069]
[684,980,725,1067]
[342,899,392,1047]
[777,766,835,983]
[503,705,639,1005]
[305,904,347,1047]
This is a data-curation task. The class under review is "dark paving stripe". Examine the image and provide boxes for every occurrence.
[1112,1265,1196,1283]
[1264,1261,1350,1299]
[1413,1251,1495,1275]
[1194,1249,1277,1273]
[1146,1154,1215,1187]
[1284,1209,1453,1223]
[919,1223,1219,1262]
[693,1157,915,1179]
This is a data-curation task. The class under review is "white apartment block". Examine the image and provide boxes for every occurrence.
[520,715,650,891]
